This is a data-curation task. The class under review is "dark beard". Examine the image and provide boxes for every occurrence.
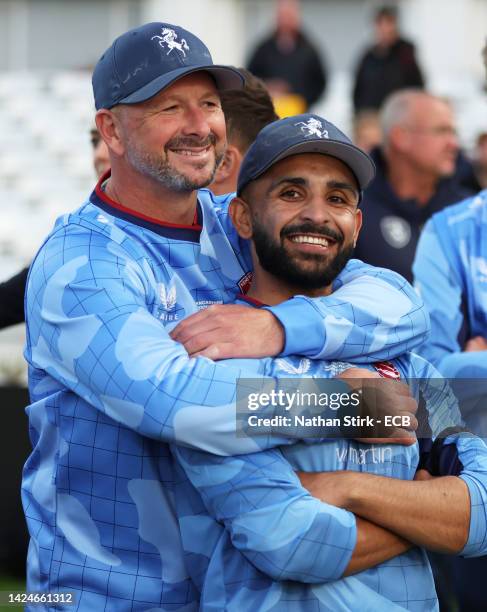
[252,221,354,290]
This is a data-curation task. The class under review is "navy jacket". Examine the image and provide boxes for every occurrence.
[354,148,474,282]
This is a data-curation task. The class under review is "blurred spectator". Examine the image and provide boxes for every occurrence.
[352,110,383,153]
[472,131,487,188]
[0,268,28,329]
[209,69,278,195]
[352,6,425,113]
[354,89,475,282]
[413,146,487,612]
[0,127,108,331]
[90,126,110,178]
[247,0,327,113]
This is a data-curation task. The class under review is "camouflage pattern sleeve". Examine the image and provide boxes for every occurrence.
[172,444,356,583]
[413,218,467,373]
[268,260,429,362]
[24,222,290,456]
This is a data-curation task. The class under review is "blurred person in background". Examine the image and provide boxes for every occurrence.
[352,110,383,153]
[0,127,109,330]
[90,126,110,178]
[354,89,475,282]
[412,46,487,611]
[472,131,487,189]
[247,0,327,115]
[352,6,425,114]
[209,68,278,195]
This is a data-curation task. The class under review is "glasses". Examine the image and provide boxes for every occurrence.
[404,126,458,138]
[90,129,101,148]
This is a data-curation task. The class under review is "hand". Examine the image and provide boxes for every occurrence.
[338,368,418,445]
[414,469,436,481]
[464,336,487,352]
[170,304,285,360]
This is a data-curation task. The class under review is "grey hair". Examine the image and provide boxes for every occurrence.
[380,89,434,144]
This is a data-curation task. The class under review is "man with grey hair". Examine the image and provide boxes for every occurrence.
[354,88,474,282]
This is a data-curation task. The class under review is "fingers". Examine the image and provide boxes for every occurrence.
[414,469,435,481]
[191,343,237,360]
[179,332,233,356]
[338,368,381,380]
[170,305,222,343]
[356,435,416,446]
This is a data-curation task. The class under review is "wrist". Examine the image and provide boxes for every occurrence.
[344,471,368,513]
[264,310,285,355]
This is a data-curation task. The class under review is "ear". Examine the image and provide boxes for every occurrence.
[213,145,242,186]
[229,196,253,239]
[353,208,363,247]
[95,109,125,157]
[389,124,411,154]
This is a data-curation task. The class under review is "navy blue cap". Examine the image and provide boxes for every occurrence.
[237,113,375,196]
[93,22,244,110]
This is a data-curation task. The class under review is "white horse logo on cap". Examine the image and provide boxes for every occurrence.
[295,118,329,139]
[152,28,190,57]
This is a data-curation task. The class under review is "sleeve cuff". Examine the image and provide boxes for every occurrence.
[266,297,325,357]
[459,473,487,557]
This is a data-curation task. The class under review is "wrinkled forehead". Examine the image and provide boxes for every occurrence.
[264,153,359,188]
[245,153,360,200]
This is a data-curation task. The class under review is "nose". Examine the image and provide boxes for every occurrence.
[299,194,334,225]
[181,105,212,139]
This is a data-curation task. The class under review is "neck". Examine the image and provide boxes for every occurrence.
[246,266,332,306]
[105,164,198,225]
[384,148,437,206]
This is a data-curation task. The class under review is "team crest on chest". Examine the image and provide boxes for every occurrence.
[151,28,190,56]
[238,272,253,294]
[157,281,180,321]
[373,361,401,379]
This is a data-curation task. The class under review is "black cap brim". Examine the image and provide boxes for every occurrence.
[118,64,244,105]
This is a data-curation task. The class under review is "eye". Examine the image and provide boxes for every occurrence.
[203,99,220,109]
[328,192,357,208]
[280,188,301,200]
[329,194,346,204]
[162,104,179,112]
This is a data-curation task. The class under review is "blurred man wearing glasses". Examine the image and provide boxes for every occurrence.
[354,89,474,282]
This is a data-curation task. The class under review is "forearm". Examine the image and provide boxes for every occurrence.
[269,262,429,361]
[346,473,469,554]
[344,517,412,576]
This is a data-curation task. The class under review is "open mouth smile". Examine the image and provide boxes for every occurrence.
[169,145,212,158]
[287,233,337,249]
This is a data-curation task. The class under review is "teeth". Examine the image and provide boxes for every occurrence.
[290,235,329,247]
[171,148,209,156]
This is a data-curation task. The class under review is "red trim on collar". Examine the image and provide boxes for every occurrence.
[236,293,267,308]
[95,170,202,230]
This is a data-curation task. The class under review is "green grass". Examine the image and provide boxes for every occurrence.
[0,576,26,610]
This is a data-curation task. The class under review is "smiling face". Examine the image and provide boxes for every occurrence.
[114,72,227,192]
[232,153,362,291]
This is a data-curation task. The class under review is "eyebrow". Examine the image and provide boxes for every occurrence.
[266,176,307,195]
[267,176,359,200]
[328,180,360,200]
[160,89,219,103]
